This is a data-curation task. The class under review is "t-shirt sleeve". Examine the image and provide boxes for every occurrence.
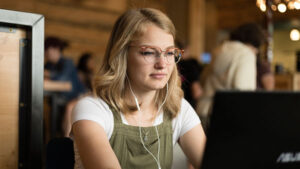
[178,99,201,137]
[71,96,113,137]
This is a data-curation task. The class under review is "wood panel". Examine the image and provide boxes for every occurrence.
[45,20,111,59]
[127,0,167,11]
[275,74,293,90]
[165,0,188,46]
[64,40,107,65]
[188,0,205,59]
[0,28,25,169]
[45,20,111,43]
[0,0,124,63]
[81,0,126,12]
[35,1,121,30]
[41,0,126,12]
[2,0,300,64]
[293,73,300,90]
[205,0,218,52]
[216,7,264,29]
[274,73,300,90]
[0,0,35,13]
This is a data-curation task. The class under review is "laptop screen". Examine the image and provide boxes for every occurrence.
[200,91,300,169]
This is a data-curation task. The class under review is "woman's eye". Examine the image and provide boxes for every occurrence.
[140,51,155,56]
[166,51,175,56]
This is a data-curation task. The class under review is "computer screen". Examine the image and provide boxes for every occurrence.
[200,52,211,64]
[200,91,300,169]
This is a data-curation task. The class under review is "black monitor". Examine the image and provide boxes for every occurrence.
[201,91,300,169]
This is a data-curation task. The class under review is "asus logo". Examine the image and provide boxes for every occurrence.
[277,152,300,163]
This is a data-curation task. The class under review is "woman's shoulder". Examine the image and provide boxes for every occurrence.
[171,98,200,141]
[72,95,115,138]
[77,95,108,106]
[74,95,112,116]
[180,98,193,112]
[173,98,195,120]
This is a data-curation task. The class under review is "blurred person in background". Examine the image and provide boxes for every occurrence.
[197,23,266,131]
[175,40,204,169]
[257,56,274,91]
[77,52,96,92]
[44,36,86,103]
[44,36,86,137]
[62,52,96,137]
[178,58,203,109]
[176,40,203,108]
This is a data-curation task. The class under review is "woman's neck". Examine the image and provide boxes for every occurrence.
[127,87,157,110]
[124,88,160,126]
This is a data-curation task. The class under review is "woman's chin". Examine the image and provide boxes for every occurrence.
[149,83,167,90]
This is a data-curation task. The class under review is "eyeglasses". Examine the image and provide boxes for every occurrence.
[129,45,183,64]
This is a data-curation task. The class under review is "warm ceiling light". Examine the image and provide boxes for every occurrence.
[294,2,300,9]
[256,0,300,12]
[271,4,277,10]
[278,3,287,12]
[290,29,300,41]
[260,4,267,11]
[288,1,295,9]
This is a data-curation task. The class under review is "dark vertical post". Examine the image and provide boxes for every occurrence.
[265,0,273,62]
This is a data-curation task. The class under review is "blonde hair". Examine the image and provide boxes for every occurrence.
[93,8,183,118]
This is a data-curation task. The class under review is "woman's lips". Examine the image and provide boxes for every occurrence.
[150,73,166,79]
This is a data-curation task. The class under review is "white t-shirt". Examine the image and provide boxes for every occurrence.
[72,96,201,145]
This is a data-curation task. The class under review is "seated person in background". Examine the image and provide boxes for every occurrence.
[77,52,96,92]
[44,36,86,103]
[71,8,206,169]
[178,58,203,108]
[62,52,96,137]
[257,58,274,90]
[197,23,266,131]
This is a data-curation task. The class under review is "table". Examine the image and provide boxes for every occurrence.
[44,80,71,140]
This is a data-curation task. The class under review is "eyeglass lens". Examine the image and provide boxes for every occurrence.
[141,47,181,64]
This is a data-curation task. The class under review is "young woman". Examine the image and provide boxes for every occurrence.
[71,8,206,169]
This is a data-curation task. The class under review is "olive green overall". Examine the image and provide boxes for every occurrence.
[109,108,173,169]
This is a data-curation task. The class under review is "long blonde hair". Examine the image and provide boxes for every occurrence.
[93,8,183,118]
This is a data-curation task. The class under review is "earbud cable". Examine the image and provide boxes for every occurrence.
[127,76,168,169]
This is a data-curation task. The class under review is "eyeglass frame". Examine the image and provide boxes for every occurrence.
[128,45,184,64]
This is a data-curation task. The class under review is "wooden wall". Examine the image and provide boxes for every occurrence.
[2,0,300,63]
[0,0,199,63]
[215,0,264,30]
[0,28,26,169]
[0,0,126,64]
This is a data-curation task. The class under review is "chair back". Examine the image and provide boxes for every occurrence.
[46,137,74,169]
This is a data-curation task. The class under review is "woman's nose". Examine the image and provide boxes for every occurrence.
[154,54,167,68]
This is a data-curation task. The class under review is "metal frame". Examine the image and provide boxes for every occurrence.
[0,9,44,169]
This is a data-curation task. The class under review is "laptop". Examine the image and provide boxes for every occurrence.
[200,91,300,169]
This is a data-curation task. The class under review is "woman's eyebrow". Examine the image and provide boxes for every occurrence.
[139,44,175,49]
[166,45,175,49]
